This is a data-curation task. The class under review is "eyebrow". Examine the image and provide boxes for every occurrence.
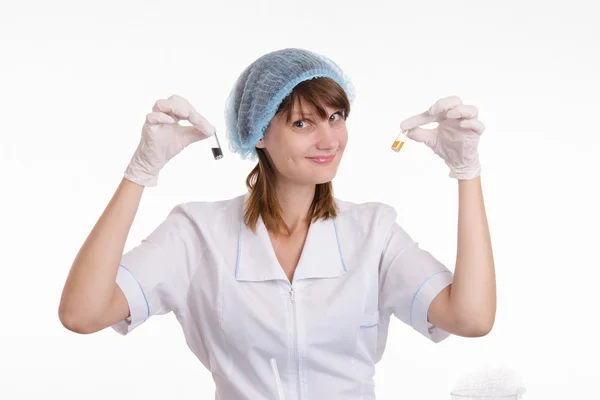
[291,110,315,117]
[291,109,338,118]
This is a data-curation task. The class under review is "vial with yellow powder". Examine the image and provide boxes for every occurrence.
[391,130,409,152]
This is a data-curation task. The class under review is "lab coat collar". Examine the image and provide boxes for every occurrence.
[235,194,347,282]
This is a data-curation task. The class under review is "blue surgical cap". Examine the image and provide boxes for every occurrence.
[224,48,356,161]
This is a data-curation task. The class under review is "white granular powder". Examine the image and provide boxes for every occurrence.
[450,366,526,399]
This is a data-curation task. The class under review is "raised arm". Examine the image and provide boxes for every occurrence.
[58,94,216,334]
[58,178,144,334]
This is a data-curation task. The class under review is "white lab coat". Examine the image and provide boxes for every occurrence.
[112,193,454,399]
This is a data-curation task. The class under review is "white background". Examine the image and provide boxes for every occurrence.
[1,0,598,398]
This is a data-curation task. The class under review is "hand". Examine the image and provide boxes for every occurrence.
[124,94,216,187]
[400,96,485,180]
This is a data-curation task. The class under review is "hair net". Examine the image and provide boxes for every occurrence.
[224,48,356,161]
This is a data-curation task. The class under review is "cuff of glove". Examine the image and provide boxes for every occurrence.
[447,157,481,181]
[124,163,159,187]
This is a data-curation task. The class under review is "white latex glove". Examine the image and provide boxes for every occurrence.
[400,96,485,180]
[124,94,216,187]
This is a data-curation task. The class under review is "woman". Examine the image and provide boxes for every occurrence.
[59,48,496,399]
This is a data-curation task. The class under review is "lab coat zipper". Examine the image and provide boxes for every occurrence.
[290,286,301,400]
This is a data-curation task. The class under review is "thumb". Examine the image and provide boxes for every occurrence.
[400,110,438,146]
[176,125,215,147]
[176,110,216,146]
[406,127,437,147]
[189,110,217,137]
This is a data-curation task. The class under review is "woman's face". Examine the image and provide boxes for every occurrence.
[256,102,348,186]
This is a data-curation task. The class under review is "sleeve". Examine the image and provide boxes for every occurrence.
[378,207,454,343]
[111,204,200,336]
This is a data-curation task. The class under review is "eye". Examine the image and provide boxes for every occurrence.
[330,111,346,122]
[292,120,310,129]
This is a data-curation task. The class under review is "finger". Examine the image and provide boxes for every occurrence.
[429,96,463,116]
[188,110,216,137]
[459,118,485,135]
[447,104,479,120]
[176,125,215,145]
[405,126,437,147]
[146,112,177,125]
[168,94,188,103]
[153,96,215,136]
[152,98,192,121]
[400,110,437,131]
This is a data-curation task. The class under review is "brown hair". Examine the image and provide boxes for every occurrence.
[243,77,351,236]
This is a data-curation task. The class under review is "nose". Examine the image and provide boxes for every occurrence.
[315,123,339,151]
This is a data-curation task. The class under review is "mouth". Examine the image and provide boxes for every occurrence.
[306,154,336,164]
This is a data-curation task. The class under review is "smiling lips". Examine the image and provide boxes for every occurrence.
[307,154,336,164]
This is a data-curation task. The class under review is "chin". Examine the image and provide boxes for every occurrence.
[310,169,338,185]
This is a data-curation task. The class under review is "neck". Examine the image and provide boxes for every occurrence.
[274,181,316,234]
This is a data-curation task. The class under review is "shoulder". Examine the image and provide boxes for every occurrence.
[164,193,246,233]
[178,193,245,215]
[334,198,397,235]
[335,197,397,221]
